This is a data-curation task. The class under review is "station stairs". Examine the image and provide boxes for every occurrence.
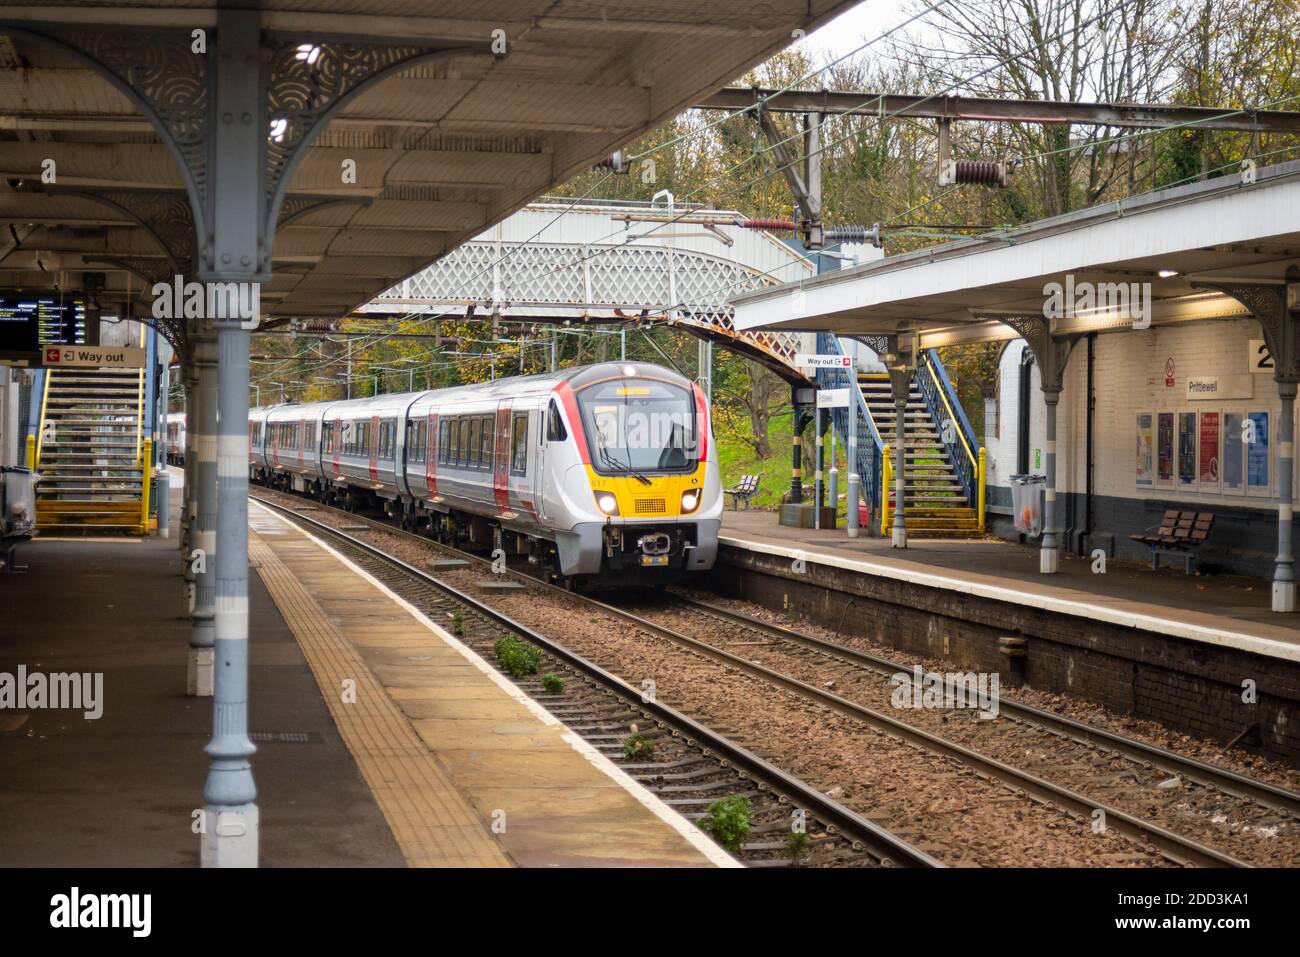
[33,366,151,535]
[857,372,981,539]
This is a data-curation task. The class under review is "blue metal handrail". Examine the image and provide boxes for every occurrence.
[916,348,979,506]
[815,332,882,516]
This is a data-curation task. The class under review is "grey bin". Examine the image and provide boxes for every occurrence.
[0,466,40,538]
[1009,474,1046,537]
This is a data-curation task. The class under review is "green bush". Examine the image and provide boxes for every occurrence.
[541,673,565,694]
[700,795,751,853]
[622,730,654,760]
[494,636,541,677]
[450,611,465,636]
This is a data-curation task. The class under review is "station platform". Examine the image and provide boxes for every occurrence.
[0,479,727,867]
[720,510,1300,656]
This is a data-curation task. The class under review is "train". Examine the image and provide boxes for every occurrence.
[236,362,721,585]
[165,412,186,466]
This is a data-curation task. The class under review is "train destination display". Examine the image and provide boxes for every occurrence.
[0,296,88,362]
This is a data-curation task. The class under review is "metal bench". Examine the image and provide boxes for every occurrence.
[725,474,761,510]
[1129,510,1215,573]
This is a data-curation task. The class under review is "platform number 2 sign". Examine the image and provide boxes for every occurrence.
[1249,339,1274,373]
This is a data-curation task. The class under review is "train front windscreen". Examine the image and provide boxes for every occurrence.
[578,377,700,475]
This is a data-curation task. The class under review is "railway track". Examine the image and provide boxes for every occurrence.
[251,487,1300,867]
[250,492,939,869]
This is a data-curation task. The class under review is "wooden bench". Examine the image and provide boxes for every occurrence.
[1129,510,1215,573]
[725,474,761,510]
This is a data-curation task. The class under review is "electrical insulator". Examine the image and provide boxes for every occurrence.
[825,224,882,248]
[593,150,632,174]
[939,159,1011,188]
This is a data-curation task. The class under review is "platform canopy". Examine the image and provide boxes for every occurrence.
[731,158,1300,346]
[0,0,860,326]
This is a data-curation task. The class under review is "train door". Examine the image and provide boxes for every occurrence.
[331,417,342,479]
[368,414,379,485]
[493,400,512,515]
[535,402,549,521]
[425,409,439,498]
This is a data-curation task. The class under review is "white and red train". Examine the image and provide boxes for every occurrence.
[237,362,721,584]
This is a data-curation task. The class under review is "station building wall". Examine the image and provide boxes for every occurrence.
[986,318,1292,578]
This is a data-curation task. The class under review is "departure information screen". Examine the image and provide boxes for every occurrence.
[0,296,87,356]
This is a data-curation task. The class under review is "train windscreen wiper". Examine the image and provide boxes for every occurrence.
[596,440,652,485]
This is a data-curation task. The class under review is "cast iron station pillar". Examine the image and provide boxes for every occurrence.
[189,333,217,697]
[884,336,914,548]
[992,316,1079,574]
[1198,270,1300,612]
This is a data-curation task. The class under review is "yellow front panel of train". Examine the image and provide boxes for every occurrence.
[585,463,706,519]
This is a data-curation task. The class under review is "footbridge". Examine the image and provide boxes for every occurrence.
[357,199,818,382]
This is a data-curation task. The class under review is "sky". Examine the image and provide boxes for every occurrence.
[797,0,911,64]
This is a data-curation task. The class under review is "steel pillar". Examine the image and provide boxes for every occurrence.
[199,9,262,868]
[989,316,1080,573]
[189,337,217,696]
[846,405,860,538]
[886,352,912,548]
[1197,272,1300,611]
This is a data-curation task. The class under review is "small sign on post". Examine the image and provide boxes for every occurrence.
[816,388,850,409]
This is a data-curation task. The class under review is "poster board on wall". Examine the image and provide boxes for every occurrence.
[1136,412,1154,488]
[1177,411,1197,489]
[1156,412,1175,488]
[1223,412,1245,494]
[1197,410,1221,492]
[1247,410,1271,495]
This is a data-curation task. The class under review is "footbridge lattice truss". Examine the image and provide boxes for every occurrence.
[358,202,817,382]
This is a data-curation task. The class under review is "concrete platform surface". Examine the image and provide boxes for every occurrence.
[721,510,1300,659]
[0,481,403,867]
[249,502,730,868]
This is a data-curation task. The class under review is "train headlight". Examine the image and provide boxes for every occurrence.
[680,489,701,513]
[596,492,620,515]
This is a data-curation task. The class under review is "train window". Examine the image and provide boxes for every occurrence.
[480,415,494,469]
[458,418,471,467]
[467,417,481,468]
[510,414,528,475]
[546,400,567,442]
[378,419,394,461]
[439,419,451,465]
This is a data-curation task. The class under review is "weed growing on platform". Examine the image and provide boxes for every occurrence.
[622,724,654,759]
[701,795,751,853]
[541,673,565,694]
[494,636,540,677]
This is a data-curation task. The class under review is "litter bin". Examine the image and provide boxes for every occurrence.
[1009,474,1045,537]
[0,465,39,538]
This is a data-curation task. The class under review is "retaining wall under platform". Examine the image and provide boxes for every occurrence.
[709,543,1300,766]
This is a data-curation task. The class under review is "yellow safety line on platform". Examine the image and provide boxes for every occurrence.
[248,533,512,868]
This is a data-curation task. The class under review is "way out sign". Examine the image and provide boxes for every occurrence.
[795,353,852,369]
[43,345,146,368]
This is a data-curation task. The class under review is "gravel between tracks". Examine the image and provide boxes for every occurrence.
[635,597,1300,867]
[257,493,1188,867]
